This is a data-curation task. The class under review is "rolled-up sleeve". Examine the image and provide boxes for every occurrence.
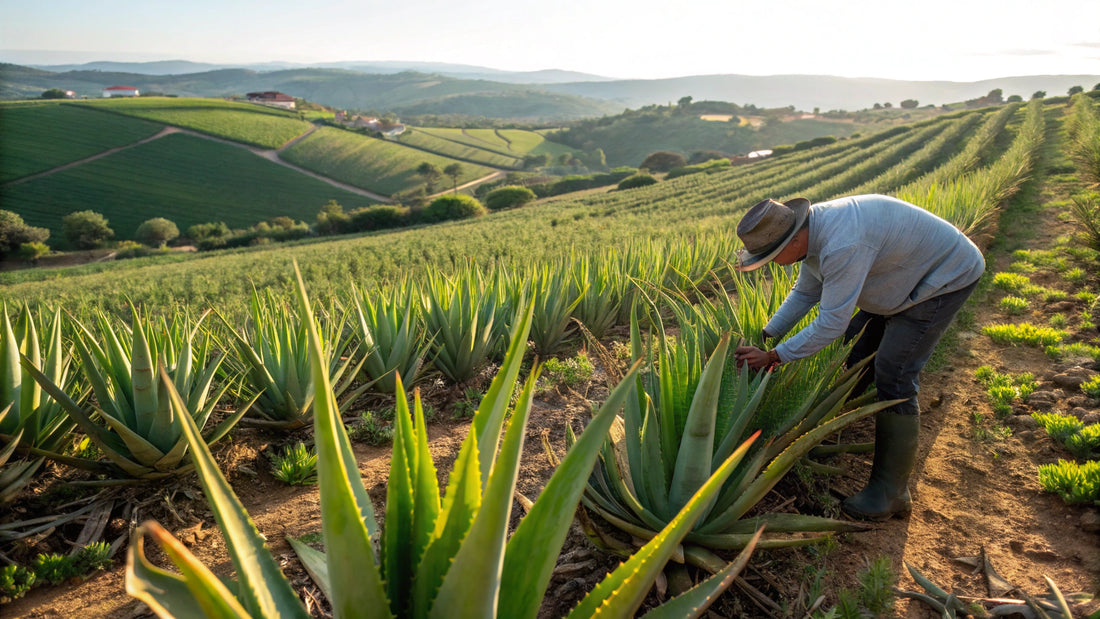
[774,244,874,362]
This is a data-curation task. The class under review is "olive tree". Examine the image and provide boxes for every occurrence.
[62,210,114,249]
[135,217,179,247]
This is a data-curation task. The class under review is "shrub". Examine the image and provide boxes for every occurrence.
[315,200,350,235]
[639,151,686,173]
[134,217,179,247]
[617,173,658,190]
[484,186,536,211]
[419,194,487,223]
[348,204,410,231]
[687,149,729,164]
[17,241,49,264]
[186,221,229,242]
[62,210,113,249]
[0,210,50,258]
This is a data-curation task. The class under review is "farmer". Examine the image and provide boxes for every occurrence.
[732,194,984,520]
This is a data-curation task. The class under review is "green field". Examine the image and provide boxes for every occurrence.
[73,97,313,149]
[495,129,579,159]
[0,102,163,182]
[0,105,1021,311]
[398,129,522,168]
[280,127,496,196]
[3,132,377,243]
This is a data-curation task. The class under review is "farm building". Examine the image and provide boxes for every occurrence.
[246,91,296,110]
[102,85,139,98]
[343,115,406,138]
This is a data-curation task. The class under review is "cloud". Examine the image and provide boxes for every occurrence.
[1072,41,1100,49]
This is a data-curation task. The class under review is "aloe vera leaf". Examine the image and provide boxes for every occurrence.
[126,521,250,619]
[432,368,538,618]
[161,363,309,618]
[668,335,730,514]
[641,527,763,619]
[722,401,893,523]
[471,300,534,487]
[410,392,441,575]
[293,265,390,619]
[286,537,331,601]
[411,429,481,619]
[384,380,416,616]
[567,431,760,618]
[498,362,642,619]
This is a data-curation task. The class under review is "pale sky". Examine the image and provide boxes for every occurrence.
[2,0,1098,81]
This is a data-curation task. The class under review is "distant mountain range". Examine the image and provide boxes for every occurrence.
[2,58,1097,120]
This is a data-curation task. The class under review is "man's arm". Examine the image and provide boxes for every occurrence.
[764,269,822,339]
[773,245,875,362]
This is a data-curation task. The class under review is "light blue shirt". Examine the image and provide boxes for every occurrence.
[766,195,984,363]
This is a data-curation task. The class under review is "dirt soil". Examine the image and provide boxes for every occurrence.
[5,165,1100,617]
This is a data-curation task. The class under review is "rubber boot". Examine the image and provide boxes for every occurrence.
[841,410,920,521]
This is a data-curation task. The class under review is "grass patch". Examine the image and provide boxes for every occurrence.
[982,322,1068,347]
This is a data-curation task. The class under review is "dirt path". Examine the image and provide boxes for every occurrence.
[426,170,507,199]
[1,126,181,187]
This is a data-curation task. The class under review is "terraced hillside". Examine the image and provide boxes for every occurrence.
[0,101,1037,311]
[282,127,497,195]
[3,132,379,241]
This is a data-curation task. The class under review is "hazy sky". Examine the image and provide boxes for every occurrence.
[2,0,1098,81]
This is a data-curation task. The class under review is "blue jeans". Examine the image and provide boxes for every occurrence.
[844,279,980,415]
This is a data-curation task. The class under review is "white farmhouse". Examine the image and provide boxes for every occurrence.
[102,85,140,97]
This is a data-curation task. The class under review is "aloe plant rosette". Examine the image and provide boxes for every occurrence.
[24,308,249,480]
[578,306,896,573]
[126,264,764,618]
[0,306,82,502]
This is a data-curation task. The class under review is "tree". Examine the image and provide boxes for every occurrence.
[1032,91,1046,99]
[62,210,114,250]
[40,88,68,99]
[1006,94,1023,103]
[986,89,1004,104]
[900,99,919,109]
[135,217,179,247]
[416,162,442,193]
[677,95,693,108]
[639,151,686,173]
[0,210,49,259]
[1093,83,1100,92]
[1068,85,1084,96]
[873,103,883,110]
[443,163,464,193]
[687,150,728,165]
[315,200,349,235]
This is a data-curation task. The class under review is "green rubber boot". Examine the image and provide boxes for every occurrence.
[841,410,920,521]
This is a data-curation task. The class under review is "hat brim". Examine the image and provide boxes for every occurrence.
[735,197,810,272]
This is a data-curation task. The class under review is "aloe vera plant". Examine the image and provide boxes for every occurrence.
[578,300,895,573]
[526,260,587,357]
[0,306,82,502]
[420,267,509,383]
[352,281,430,394]
[222,289,366,429]
[126,265,763,618]
[24,308,248,480]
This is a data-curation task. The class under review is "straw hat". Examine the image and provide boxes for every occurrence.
[734,197,810,271]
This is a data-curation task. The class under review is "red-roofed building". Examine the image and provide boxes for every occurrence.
[246,91,296,110]
[102,85,139,98]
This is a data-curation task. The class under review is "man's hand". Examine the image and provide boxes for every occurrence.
[734,346,780,371]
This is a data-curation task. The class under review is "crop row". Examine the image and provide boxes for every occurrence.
[280,127,496,196]
[73,97,313,150]
[0,103,164,183]
[397,128,522,169]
